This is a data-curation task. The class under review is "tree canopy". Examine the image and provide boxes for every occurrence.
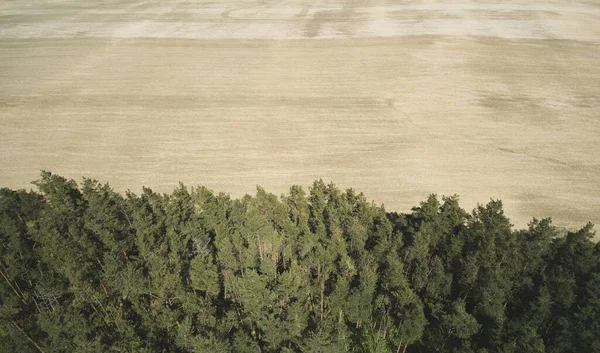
[1,172,598,353]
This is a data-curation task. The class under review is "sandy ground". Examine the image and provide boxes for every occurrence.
[1,0,599,229]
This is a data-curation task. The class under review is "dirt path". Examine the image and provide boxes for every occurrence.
[1,0,599,229]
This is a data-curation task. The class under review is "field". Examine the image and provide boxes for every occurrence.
[1,0,599,229]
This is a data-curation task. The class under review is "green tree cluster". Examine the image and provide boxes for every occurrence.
[0,172,598,352]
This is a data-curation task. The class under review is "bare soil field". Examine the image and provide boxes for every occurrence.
[1,0,599,229]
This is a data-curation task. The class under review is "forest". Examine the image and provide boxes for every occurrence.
[1,171,599,353]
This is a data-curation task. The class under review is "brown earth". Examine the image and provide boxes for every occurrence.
[1,0,599,229]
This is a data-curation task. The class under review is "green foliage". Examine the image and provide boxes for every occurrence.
[0,172,598,352]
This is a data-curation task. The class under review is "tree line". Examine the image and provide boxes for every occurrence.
[1,171,599,353]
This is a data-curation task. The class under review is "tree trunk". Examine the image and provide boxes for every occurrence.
[383,320,388,339]
[257,233,264,262]
[320,279,325,324]
[0,267,25,303]
[11,320,46,353]
[317,264,324,323]
[273,254,278,285]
